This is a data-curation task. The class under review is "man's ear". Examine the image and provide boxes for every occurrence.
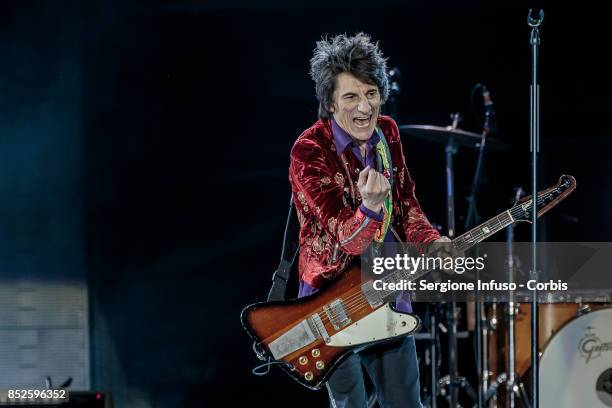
[328,104,335,113]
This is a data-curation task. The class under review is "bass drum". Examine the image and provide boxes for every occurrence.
[488,302,602,379]
[514,302,598,376]
[540,306,612,407]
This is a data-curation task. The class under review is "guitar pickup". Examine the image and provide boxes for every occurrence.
[324,299,352,331]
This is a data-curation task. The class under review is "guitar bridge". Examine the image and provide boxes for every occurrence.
[310,313,330,343]
[324,299,352,330]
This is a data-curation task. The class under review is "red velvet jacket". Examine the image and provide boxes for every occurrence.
[289,116,441,289]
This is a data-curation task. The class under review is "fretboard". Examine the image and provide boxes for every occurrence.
[375,209,517,299]
[372,176,574,299]
[453,209,515,252]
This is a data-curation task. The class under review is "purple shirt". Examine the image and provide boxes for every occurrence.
[298,119,412,312]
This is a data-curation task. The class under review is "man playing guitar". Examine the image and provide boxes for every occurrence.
[289,32,448,408]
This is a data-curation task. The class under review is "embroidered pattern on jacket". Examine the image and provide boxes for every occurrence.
[339,217,370,246]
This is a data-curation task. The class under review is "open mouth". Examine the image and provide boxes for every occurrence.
[353,115,372,128]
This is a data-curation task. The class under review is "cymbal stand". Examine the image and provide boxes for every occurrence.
[385,67,401,120]
[440,113,476,407]
[421,304,441,408]
[463,86,494,408]
[446,113,459,240]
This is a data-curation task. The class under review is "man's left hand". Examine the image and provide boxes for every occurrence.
[431,236,464,274]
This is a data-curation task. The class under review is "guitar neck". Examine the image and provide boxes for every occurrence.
[375,208,518,297]
[374,174,576,299]
[452,209,516,252]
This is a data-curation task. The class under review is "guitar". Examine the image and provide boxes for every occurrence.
[241,175,576,390]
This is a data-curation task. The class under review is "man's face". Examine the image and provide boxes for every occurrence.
[330,72,382,142]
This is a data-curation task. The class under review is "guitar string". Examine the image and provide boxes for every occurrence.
[316,189,558,325]
[319,205,525,324]
[319,204,520,320]
[315,189,559,325]
[319,214,520,325]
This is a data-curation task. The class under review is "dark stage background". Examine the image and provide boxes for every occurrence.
[1,0,611,406]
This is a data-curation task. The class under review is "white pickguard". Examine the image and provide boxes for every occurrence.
[326,304,419,347]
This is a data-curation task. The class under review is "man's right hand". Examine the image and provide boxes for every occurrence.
[357,165,391,214]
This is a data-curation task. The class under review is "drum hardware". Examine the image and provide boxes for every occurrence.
[438,374,478,405]
[443,112,460,239]
[414,305,472,408]
[429,307,439,408]
[438,112,477,407]
[577,304,591,316]
[483,374,530,408]
[464,83,495,231]
[442,115,457,403]
[401,112,480,407]
[484,373,506,402]
[418,304,442,408]
[398,123,507,150]
[400,106,509,407]
[462,84,497,407]
[485,300,610,406]
[414,331,470,340]
[385,67,401,120]
[483,188,532,408]
[393,79,488,408]
[397,49,564,404]
[441,297,479,408]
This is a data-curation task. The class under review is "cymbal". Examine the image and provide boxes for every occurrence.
[399,124,508,150]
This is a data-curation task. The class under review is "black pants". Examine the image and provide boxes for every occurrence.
[326,336,423,408]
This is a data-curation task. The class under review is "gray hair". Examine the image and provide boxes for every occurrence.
[309,33,389,119]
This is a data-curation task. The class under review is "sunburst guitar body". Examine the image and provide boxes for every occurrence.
[241,175,576,390]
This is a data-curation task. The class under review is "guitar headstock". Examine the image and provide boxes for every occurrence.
[512,175,576,222]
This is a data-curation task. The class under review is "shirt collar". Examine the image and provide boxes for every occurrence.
[331,118,380,157]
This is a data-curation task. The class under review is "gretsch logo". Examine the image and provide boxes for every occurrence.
[579,326,612,363]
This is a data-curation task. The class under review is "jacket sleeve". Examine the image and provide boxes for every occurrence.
[289,137,381,255]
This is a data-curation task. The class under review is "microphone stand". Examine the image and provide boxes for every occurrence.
[527,9,544,408]
[464,91,492,230]
[505,188,531,408]
[464,87,493,408]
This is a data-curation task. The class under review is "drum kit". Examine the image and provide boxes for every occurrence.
[396,104,611,408]
[381,10,612,407]
[384,11,612,407]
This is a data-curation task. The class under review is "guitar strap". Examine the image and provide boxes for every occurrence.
[251,196,300,368]
[266,195,300,301]
[373,126,393,244]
